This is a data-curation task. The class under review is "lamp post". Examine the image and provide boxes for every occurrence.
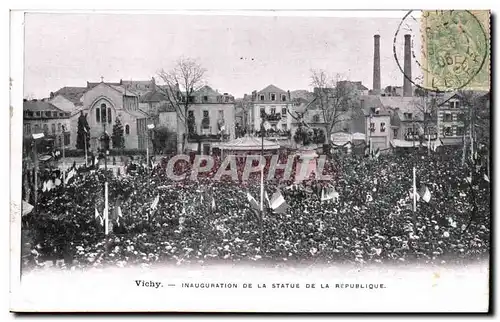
[147,123,155,169]
[32,132,45,212]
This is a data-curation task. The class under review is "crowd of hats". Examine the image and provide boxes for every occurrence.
[22,147,490,270]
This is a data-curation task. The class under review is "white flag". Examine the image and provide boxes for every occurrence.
[211,197,216,210]
[270,191,285,210]
[419,185,431,203]
[484,174,490,183]
[151,194,159,210]
[95,208,100,219]
[247,192,260,211]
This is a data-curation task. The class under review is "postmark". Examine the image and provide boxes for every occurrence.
[421,10,490,92]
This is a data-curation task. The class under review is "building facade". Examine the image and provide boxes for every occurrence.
[172,85,236,154]
[23,99,71,148]
[50,80,149,151]
[250,85,293,133]
[436,93,468,146]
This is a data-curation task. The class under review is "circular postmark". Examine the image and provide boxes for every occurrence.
[393,10,488,93]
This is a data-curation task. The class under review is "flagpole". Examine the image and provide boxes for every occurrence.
[62,125,66,184]
[33,138,38,213]
[259,119,264,252]
[412,166,417,213]
[104,181,109,235]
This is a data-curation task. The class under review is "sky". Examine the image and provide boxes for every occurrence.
[23,12,421,99]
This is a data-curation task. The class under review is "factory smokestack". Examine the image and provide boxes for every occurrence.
[403,34,412,97]
[373,34,381,95]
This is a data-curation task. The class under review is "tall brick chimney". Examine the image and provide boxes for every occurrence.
[403,34,412,97]
[373,34,381,95]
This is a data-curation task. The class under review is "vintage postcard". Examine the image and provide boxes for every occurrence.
[10,10,491,313]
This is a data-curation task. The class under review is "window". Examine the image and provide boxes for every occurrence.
[188,110,194,118]
[313,114,320,123]
[51,124,56,135]
[34,124,40,133]
[45,111,51,117]
[457,113,465,122]
[52,111,58,117]
[393,129,398,138]
[64,132,70,146]
[203,110,209,118]
[450,101,460,109]
[96,106,101,122]
[188,96,195,103]
[108,107,112,123]
[270,93,276,101]
[406,127,413,135]
[444,113,452,122]
[424,112,431,120]
[260,108,265,117]
[282,108,287,117]
[125,124,130,135]
[259,95,265,101]
[203,96,208,102]
[101,104,107,123]
[218,110,224,119]
[370,122,375,132]
[281,94,287,102]
[456,126,465,136]
[270,107,276,115]
[57,123,61,133]
[444,126,452,137]
[224,96,230,103]
[59,113,63,117]
[406,113,413,120]
[282,124,288,130]
[24,124,31,135]
[380,122,386,132]
[43,124,49,134]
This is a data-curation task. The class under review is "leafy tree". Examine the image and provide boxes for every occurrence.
[111,117,125,149]
[76,111,90,150]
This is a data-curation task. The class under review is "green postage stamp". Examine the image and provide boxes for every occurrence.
[422,10,490,92]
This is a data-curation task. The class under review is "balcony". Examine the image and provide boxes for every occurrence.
[404,133,438,141]
[187,132,230,142]
[255,129,291,139]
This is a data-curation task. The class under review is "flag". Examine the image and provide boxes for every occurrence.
[211,197,216,210]
[247,192,260,211]
[151,194,160,210]
[95,208,100,219]
[321,186,339,202]
[65,168,76,185]
[409,189,420,202]
[484,174,490,182]
[269,190,288,213]
[419,185,431,203]
[42,181,47,192]
[115,206,123,227]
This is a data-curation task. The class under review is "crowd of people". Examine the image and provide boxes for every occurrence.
[22,146,491,271]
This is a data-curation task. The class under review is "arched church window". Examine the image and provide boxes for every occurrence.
[96,106,100,122]
[107,107,112,124]
[101,104,107,123]
[125,124,130,135]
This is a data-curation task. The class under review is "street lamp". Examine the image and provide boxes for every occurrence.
[32,132,45,212]
[147,123,155,169]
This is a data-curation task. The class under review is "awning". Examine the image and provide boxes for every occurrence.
[214,136,280,151]
[390,139,421,148]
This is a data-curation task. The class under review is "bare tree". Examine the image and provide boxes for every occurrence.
[307,69,361,144]
[157,57,207,152]
[408,90,438,154]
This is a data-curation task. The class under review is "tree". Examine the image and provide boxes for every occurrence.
[152,126,177,154]
[308,70,361,144]
[111,117,125,149]
[157,57,207,153]
[76,111,90,150]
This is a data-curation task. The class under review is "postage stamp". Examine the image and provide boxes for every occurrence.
[421,10,490,91]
